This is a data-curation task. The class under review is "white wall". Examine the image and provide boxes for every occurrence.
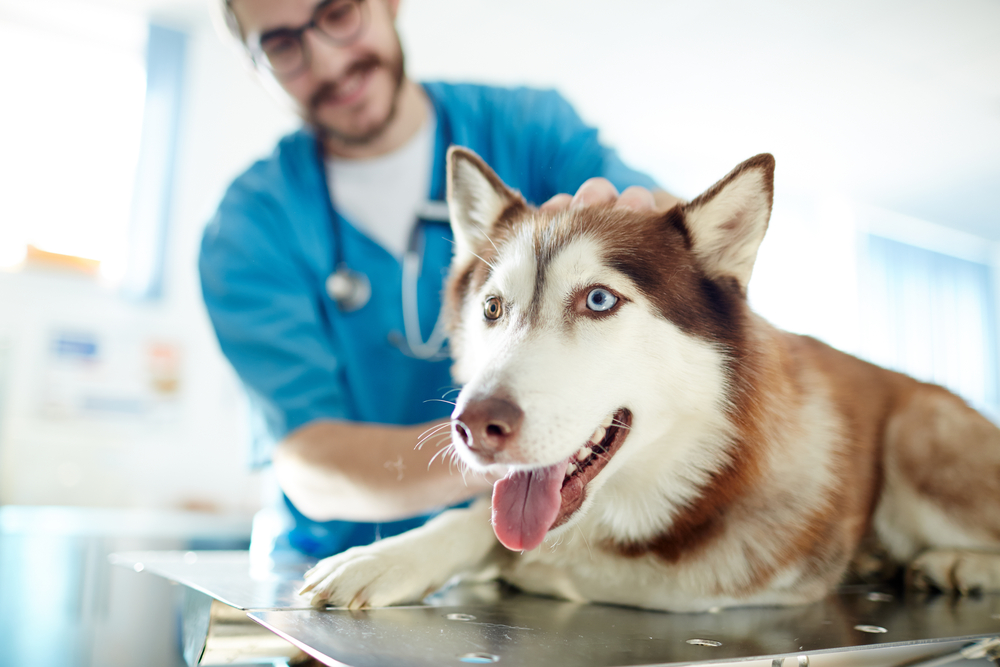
[0,2,297,513]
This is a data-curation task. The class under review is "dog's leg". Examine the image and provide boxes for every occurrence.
[876,387,1000,567]
[908,549,1000,594]
[298,498,497,608]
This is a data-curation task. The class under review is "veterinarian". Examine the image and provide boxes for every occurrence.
[200,0,682,560]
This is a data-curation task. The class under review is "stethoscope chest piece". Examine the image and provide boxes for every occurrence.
[326,263,371,312]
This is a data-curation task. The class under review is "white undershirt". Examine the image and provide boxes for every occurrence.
[326,109,436,259]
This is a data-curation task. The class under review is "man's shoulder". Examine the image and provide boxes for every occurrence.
[203,127,322,251]
[422,81,569,118]
[422,82,582,168]
[227,127,317,199]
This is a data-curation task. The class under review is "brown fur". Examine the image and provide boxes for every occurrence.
[889,387,1000,536]
[446,146,1000,602]
[301,149,1000,612]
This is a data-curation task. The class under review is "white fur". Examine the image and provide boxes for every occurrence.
[302,226,851,611]
[459,232,736,536]
[447,154,512,267]
[298,499,497,608]
[300,152,1000,611]
[685,167,770,290]
[302,160,813,610]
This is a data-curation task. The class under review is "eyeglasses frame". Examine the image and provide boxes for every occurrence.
[246,0,370,79]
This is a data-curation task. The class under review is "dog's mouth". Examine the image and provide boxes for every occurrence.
[491,408,631,552]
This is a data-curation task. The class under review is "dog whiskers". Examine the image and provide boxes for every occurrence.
[427,442,456,469]
[424,398,457,407]
[444,238,498,271]
[576,525,594,560]
[416,423,452,450]
[471,251,497,271]
[417,421,451,438]
[590,450,612,464]
[482,231,502,256]
[447,449,472,485]
[417,428,445,449]
[429,435,452,451]
[424,434,452,453]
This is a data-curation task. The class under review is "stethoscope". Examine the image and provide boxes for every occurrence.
[319,142,452,361]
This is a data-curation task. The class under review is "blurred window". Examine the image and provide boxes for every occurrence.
[861,234,999,419]
[0,2,186,298]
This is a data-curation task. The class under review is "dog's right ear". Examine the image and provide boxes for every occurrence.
[446,147,525,264]
[681,153,775,295]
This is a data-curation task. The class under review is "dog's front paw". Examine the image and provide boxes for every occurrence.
[298,542,438,609]
[907,549,1000,594]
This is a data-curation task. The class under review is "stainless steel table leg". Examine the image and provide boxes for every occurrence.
[181,587,305,666]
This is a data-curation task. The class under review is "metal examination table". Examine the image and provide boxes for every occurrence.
[112,550,1000,667]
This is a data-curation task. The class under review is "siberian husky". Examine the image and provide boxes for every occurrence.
[299,148,1000,611]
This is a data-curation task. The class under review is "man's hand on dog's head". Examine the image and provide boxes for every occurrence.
[540,178,684,213]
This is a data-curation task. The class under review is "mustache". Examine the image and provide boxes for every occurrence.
[308,55,381,111]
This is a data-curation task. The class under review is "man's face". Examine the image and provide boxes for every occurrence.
[232,0,405,145]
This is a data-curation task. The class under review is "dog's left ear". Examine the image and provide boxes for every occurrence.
[682,154,775,294]
[447,146,526,264]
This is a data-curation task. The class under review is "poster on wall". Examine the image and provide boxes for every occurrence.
[39,329,182,424]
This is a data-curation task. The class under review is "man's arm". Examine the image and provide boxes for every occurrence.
[272,419,494,523]
[202,177,491,523]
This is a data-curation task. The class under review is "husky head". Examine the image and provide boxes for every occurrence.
[443,148,775,552]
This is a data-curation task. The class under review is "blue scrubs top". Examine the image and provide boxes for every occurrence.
[199,82,658,557]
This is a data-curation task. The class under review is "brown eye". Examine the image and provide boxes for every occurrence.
[484,296,503,321]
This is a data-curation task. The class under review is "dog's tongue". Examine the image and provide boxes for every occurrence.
[491,462,564,551]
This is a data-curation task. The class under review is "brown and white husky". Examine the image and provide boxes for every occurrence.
[299,148,1000,611]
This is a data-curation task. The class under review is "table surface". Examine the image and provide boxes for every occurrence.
[113,551,1000,667]
[110,550,313,610]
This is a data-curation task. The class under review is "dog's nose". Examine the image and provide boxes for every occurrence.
[453,397,524,461]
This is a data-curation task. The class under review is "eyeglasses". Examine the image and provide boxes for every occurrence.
[248,0,369,79]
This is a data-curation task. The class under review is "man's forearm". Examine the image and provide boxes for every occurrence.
[271,419,493,523]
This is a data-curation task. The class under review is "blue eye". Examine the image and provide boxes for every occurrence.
[586,288,617,312]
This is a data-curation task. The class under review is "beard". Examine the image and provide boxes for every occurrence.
[306,36,406,147]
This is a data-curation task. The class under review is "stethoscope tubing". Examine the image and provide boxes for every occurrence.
[401,202,451,359]
[318,138,451,360]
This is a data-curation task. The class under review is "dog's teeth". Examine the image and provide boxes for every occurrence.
[590,426,606,445]
[601,413,614,429]
[577,447,592,462]
[566,462,576,477]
